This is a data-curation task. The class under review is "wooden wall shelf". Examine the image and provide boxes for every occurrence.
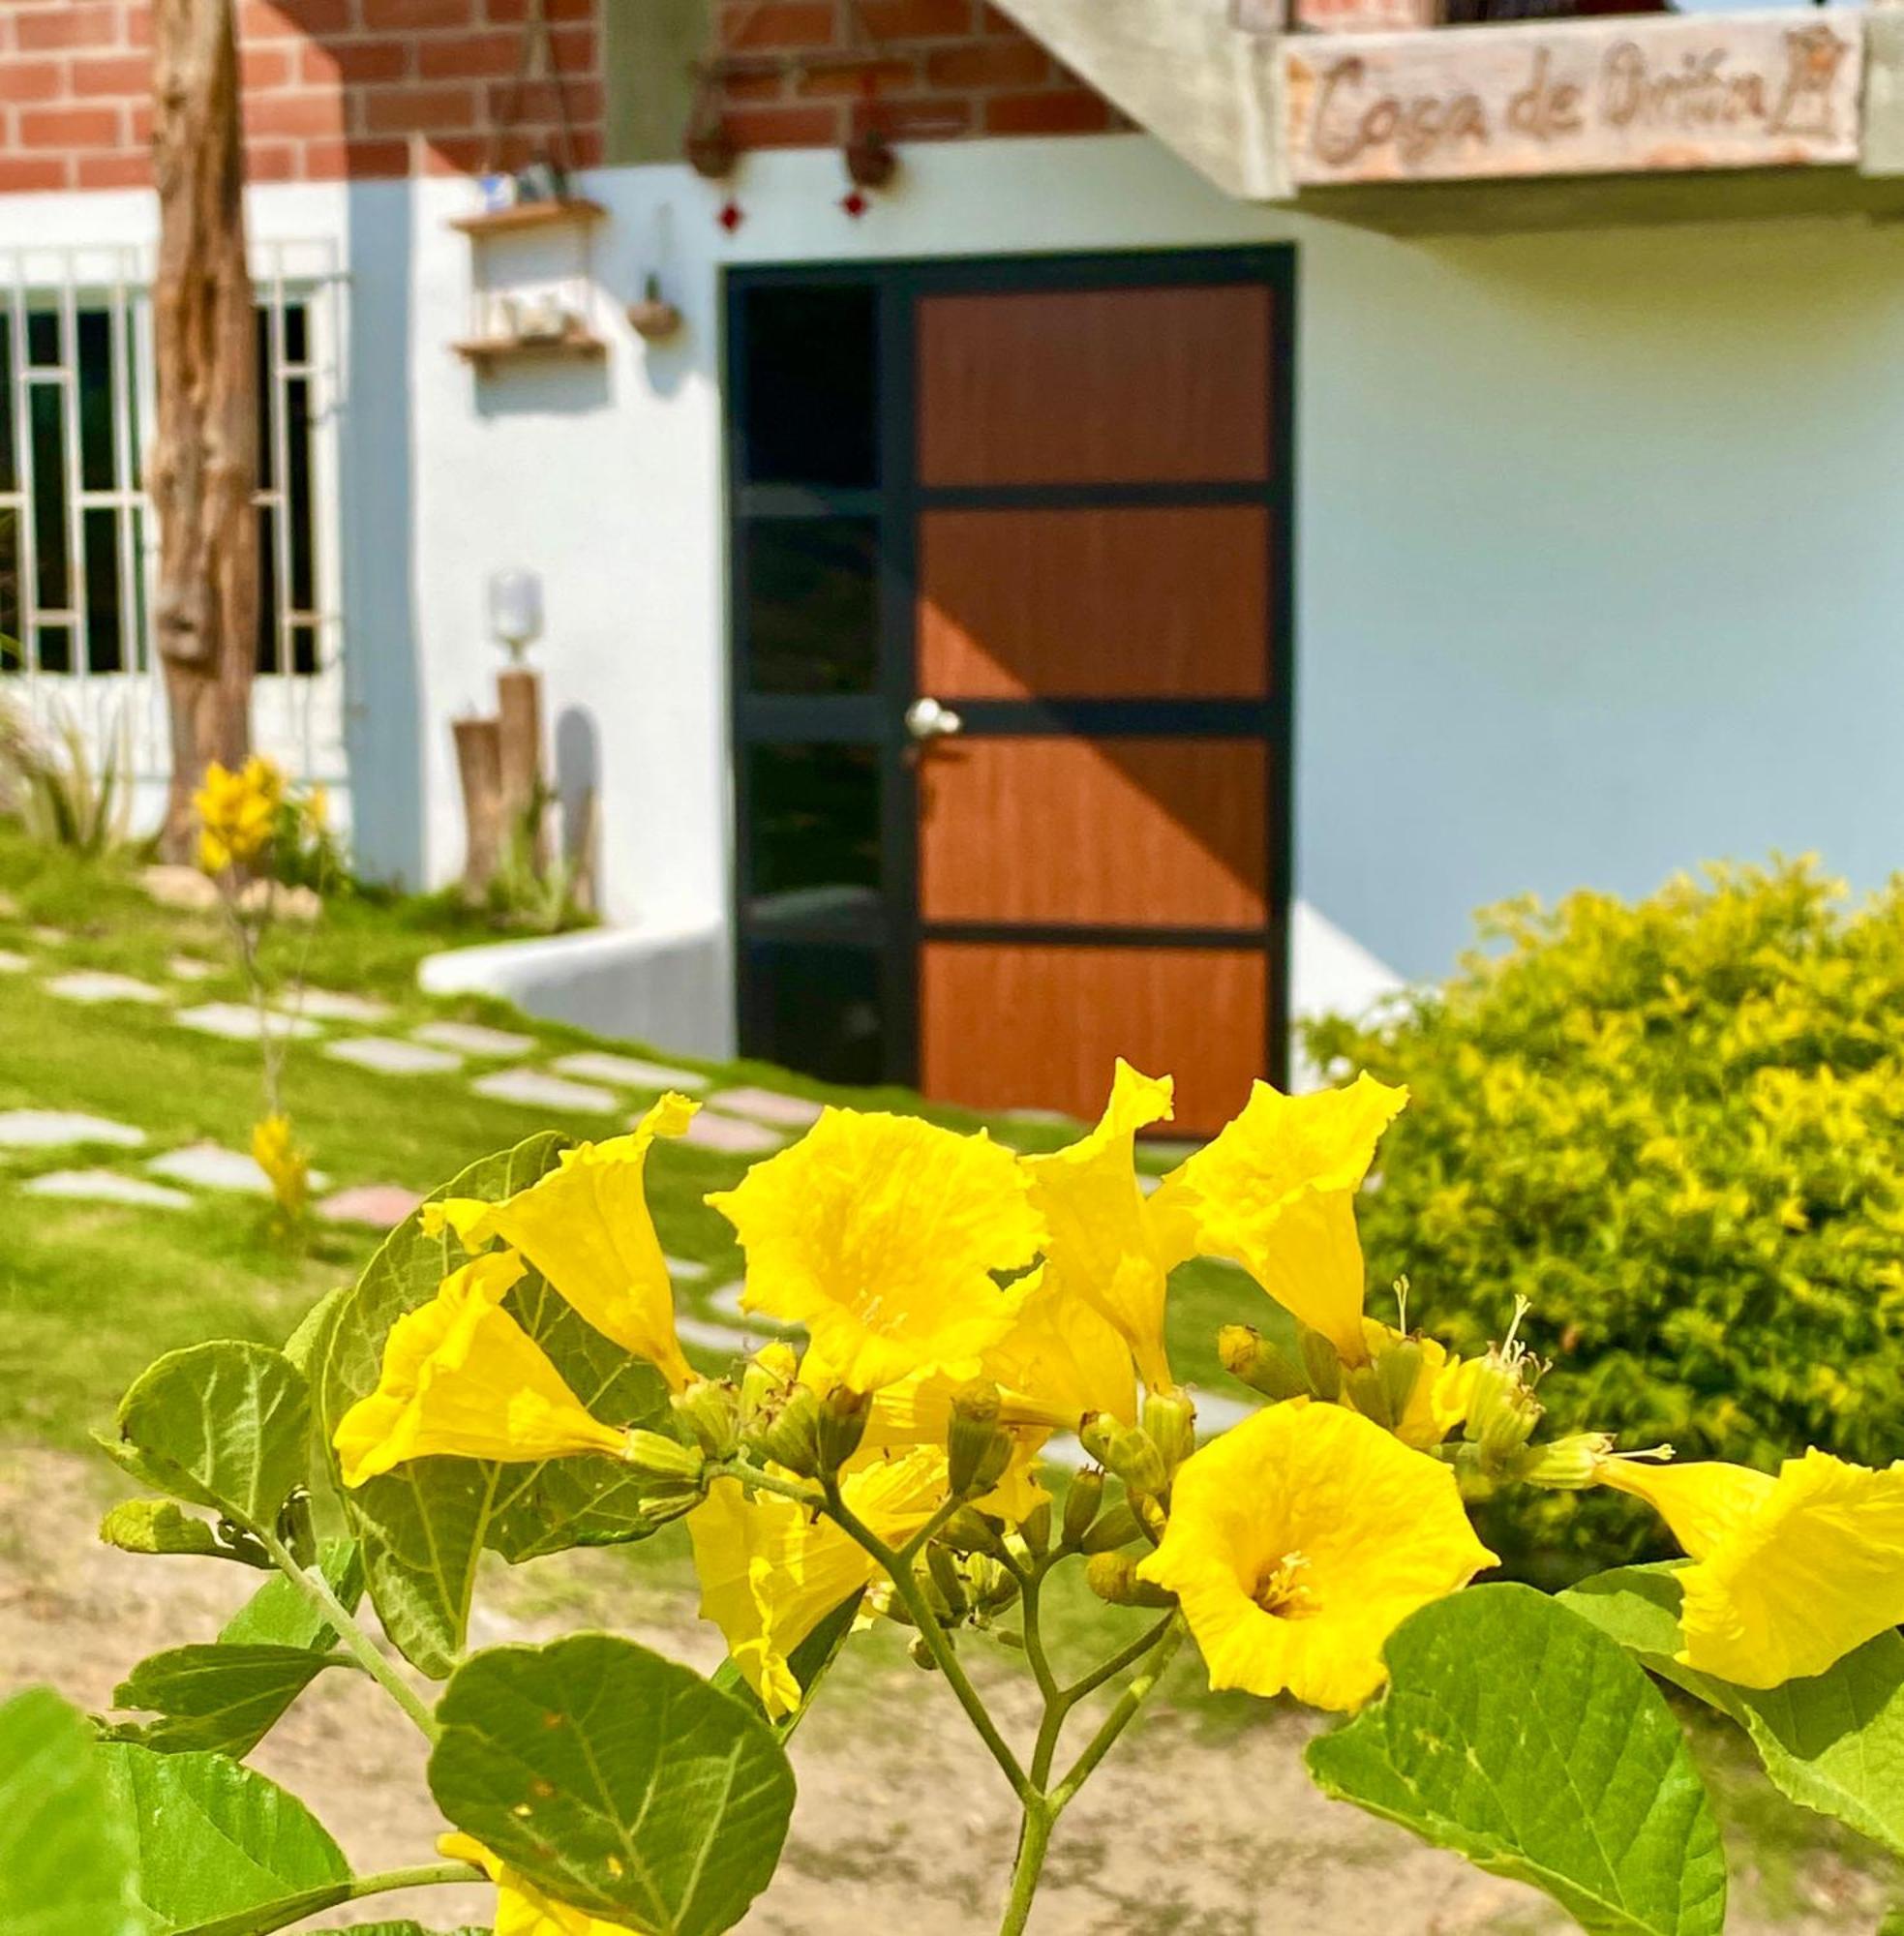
[451,325,607,367]
[449,197,607,237]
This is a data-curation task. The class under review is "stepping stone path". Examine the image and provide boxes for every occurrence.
[325,1037,460,1076]
[665,1255,710,1282]
[553,1051,710,1092]
[471,1068,620,1114]
[1136,1172,1163,1196]
[0,891,17,918]
[281,987,392,1025]
[29,926,65,947]
[46,970,166,1006]
[705,1280,801,1340]
[675,1313,753,1356]
[317,1183,424,1228]
[177,1002,320,1043]
[706,1086,826,1130]
[0,1109,145,1149]
[148,1143,332,1195]
[168,955,218,982]
[681,1109,785,1155]
[0,950,29,973]
[25,1169,192,1210]
[413,1020,532,1058]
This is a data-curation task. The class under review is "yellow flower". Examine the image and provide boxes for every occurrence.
[427,1095,700,1391]
[1148,1074,1407,1367]
[250,1114,310,1221]
[981,1261,1139,1432]
[1137,1401,1496,1711]
[1341,1318,1476,1450]
[193,755,285,874]
[709,1108,1043,1394]
[687,1446,947,1717]
[439,1833,637,1936]
[334,1250,630,1487]
[1021,1061,1179,1392]
[1596,1449,1904,1686]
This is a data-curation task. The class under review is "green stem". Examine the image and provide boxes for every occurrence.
[257,1523,440,1743]
[173,1859,481,1936]
[1060,1609,1178,1709]
[997,1799,1055,1936]
[1051,1616,1185,1810]
[896,1493,968,1568]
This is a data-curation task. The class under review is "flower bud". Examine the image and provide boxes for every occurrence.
[813,1384,871,1474]
[1078,1501,1143,1554]
[1061,1468,1105,1548]
[1078,1414,1167,1499]
[926,1545,970,1620]
[749,1382,825,1477]
[1142,1390,1197,1478]
[907,1633,940,1672]
[1520,1432,1615,1492]
[1343,1364,1394,1430]
[1298,1325,1343,1402]
[948,1382,1014,1498]
[632,1480,707,1529]
[1464,1353,1542,1463]
[1219,1325,1308,1402]
[739,1343,798,1428]
[940,1507,1010,1558]
[1084,1551,1174,1609]
[1018,1497,1052,1557]
[671,1377,740,1459]
[622,1430,707,1484]
[1375,1339,1424,1426]
[964,1554,1018,1615]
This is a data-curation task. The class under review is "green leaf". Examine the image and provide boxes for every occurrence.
[102,1743,349,1931]
[323,1927,487,1935]
[1564,1564,1904,1860]
[710,1589,861,1741]
[219,1538,364,1649]
[429,1633,796,1935]
[112,1343,310,1532]
[0,1686,144,1936]
[1306,1583,1726,1936]
[99,1499,270,1569]
[312,1134,673,1677]
[284,1285,348,1379]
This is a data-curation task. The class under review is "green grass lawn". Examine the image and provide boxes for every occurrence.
[0,825,1258,1448]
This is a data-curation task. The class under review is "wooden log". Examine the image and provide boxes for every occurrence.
[454,715,505,890]
[149,0,257,859]
[497,667,548,870]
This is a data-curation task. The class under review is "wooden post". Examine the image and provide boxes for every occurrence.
[149,0,258,860]
[497,667,548,869]
[454,715,505,890]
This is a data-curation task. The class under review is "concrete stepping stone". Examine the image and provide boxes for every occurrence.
[706,1086,826,1130]
[704,1280,802,1339]
[24,1168,192,1210]
[1137,1171,1163,1196]
[147,1143,331,1195]
[0,1109,145,1149]
[681,1109,784,1155]
[413,1020,532,1058]
[471,1067,620,1114]
[280,987,392,1025]
[168,954,219,983]
[325,1037,460,1076]
[0,891,18,919]
[177,1002,319,1043]
[674,1313,754,1356]
[317,1183,425,1228]
[46,970,166,1006]
[551,1051,710,1092]
[1141,1137,1204,1165]
[1003,1107,1080,1128]
[665,1255,709,1282]
[28,925,65,946]
[0,950,29,974]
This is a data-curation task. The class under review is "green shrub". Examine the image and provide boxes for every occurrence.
[1305,858,1904,1574]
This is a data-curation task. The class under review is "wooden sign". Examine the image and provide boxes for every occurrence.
[1236,0,1437,37]
[1284,13,1863,186]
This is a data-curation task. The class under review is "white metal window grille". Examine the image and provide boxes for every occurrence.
[0,240,347,788]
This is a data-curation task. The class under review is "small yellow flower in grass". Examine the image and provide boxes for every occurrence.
[1021,1060,1179,1393]
[1148,1073,1407,1368]
[438,1833,637,1936]
[334,1249,629,1486]
[709,1108,1043,1394]
[426,1094,700,1390]
[1137,1401,1496,1712]
[193,756,286,875]
[687,1445,947,1717]
[250,1113,310,1222]
[1596,1448,1904,1687]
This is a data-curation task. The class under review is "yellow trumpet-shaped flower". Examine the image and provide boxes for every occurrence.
[1596,1448,1904,1687]
[425,1094,700,1391]
[1021,1061,1179,1393]
[334,1250,630,1487]
[709,1108,1043,1394]
[439,1833,638,1936]
[194,755,285,874]
[687,1445,947,1717]
[1341,1318,1476,1451]
[1149,1074,1407,1367]
[1137,1401,1496,1712]
[982,1261,1139,1432]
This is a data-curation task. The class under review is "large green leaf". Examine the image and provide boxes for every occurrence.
[1307,1584,1726,1936]
[102,1743,349,1931]
[312,1134,673,1677]
[1563,1564,1904,1860]
[0,1687,144,1936]
[110,1343,310,1532]
[99,1499,270,1568]
[429,1634,796,1935]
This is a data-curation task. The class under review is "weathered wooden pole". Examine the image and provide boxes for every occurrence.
[149,0,257,860]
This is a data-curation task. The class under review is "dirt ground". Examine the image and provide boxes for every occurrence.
[0,1447,1889,1936]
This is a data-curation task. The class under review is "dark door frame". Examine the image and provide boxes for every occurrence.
[724,245,1298,1095]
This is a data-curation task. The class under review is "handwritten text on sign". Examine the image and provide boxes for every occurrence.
[1284,14,1862,186]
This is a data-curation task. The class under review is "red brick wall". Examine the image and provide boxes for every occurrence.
[0,0,1117,194]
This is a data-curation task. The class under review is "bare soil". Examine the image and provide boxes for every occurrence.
[0,1449,1887,1935]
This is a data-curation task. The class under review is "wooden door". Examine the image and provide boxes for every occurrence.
[727,255,1291,1135]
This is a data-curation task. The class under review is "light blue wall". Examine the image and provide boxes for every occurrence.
[1295,214,1904,979]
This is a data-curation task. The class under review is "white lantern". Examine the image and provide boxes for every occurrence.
[488,569,544,665]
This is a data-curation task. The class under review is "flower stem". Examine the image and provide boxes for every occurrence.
[1051,1615,1185,1809]
[256,1523,440,1743]
[997,1799,1055,1936]
[172,1859,481,1936]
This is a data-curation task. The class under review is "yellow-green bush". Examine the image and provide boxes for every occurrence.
[1305,858,1904,1571]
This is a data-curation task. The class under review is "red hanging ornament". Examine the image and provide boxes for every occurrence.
[717,197,744,233]
[840,188,868,219]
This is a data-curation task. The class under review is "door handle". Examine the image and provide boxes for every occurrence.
[905,696,964,742]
